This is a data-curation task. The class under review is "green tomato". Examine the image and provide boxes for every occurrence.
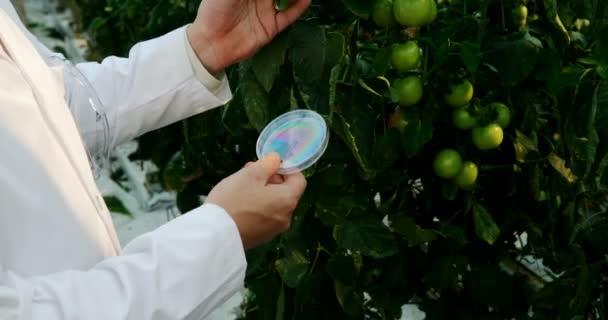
[394,0,433,27]
[394,76,423,107]
[454,161,478,190]
[391,41,421,72]
[445,80,474,107]
[433,149,463,179]
[373,0,396,27]
[425,0,438,24]
[512,4,528,27]
[472,123,504,150]
[452,108,477,130]
[490,102,511,128]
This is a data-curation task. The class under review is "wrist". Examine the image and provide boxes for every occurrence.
[186,24,225,75]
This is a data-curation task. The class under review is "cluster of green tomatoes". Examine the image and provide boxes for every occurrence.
[373,0,438,108]
[373,0,513,190]
[435,82,512,190]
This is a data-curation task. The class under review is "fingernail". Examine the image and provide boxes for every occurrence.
[265,152,281,162]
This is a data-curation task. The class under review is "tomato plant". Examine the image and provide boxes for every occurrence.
[77,0,608,318]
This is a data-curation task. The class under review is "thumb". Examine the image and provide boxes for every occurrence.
[249,152,282,181]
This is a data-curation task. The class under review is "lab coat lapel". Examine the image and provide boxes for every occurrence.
[0,9,121,253]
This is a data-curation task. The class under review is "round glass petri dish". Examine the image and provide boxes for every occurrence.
[256,109,329,174]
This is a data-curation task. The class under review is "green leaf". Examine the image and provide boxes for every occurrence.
[290,24,345,115]
[459,41,481,75]
[332,84,377,178]
[176,184,202,214]
[373,131,402,170]
[470,266,517,308]
[441,181,459,201]
[401,113,434,158]
[567,246,593,315]
[289,22,327,87]
[275,251,310,288]
[472,204,500,245]
[245,241,276,276]
[390,215,439,246]
[326,32,346,67]
[333,219,398,258]
[251,33,289,92]
[424,255,468,290]
[247,274,282,320]
[340,0,372,18]
[541,0,571,46]
[334,280,364,317]
[315,193,367,226]
[221,89,248,135]
[327,32,347,115]
[485,32,543,87]
[438,223,468,247]
[326,254,359,285]
[239,62,270,132]
[595,152,608,189]
[371,46,392,77]
[534,48,561,90]
[104,196,130,216]
[578,84,601,179]
[513,130,539,163]
[316,163,354,186]
[162,151,200,192]
[598,64,608,80]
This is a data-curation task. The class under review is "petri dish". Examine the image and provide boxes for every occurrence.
[256,109,329,174]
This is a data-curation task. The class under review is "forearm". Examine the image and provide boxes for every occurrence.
[75,26,232,149]
[0,204,247,320]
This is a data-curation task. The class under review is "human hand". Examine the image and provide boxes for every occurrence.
[206,153,307,249]
[187,0,311,74]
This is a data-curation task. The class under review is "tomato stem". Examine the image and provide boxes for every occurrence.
[309,243,331,274]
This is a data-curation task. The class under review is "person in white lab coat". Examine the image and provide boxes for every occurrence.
[0,0,310,319]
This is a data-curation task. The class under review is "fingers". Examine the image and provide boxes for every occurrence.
[265,172,307,213]
[279,172,307,195]
[275,0,312,32]
[268,174,285,184]
[246,160,284,184]
[246,152,281,180]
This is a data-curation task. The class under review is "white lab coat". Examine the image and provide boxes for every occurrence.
[0,2,247,319]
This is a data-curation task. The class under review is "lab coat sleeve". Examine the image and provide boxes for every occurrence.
[0,204,247,320]
[74,25,233,149]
